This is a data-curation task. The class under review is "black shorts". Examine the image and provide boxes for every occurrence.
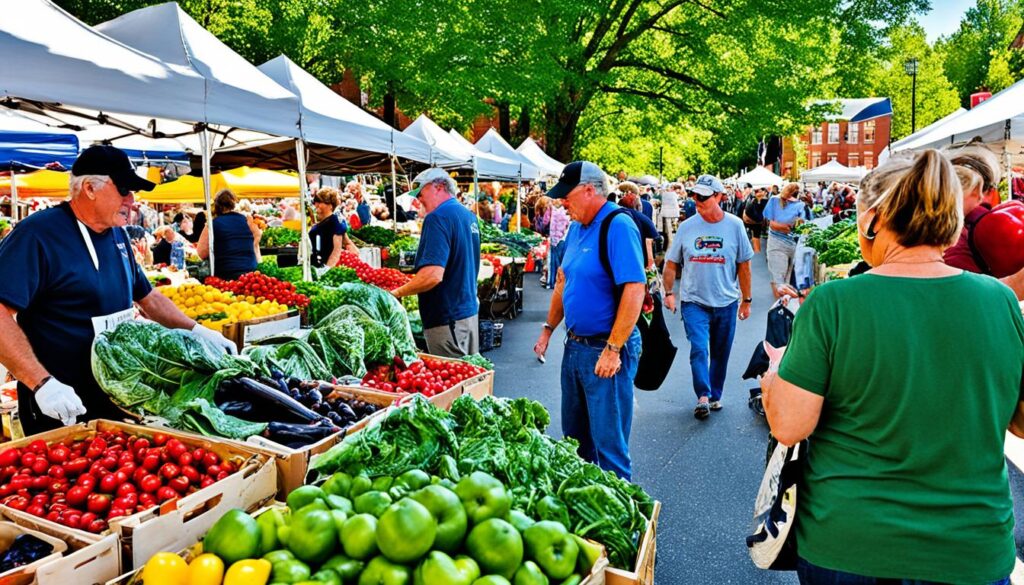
[747,223,764,239]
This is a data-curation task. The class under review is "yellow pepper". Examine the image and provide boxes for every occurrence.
[140,552,189,585]
[187,553,224,585]
[223,559,272,585]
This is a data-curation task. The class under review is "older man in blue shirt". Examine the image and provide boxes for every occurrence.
[533,161,646,480]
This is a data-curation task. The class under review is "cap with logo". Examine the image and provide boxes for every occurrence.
[408,167,455,198]
[71,145,156,195]
[689,174,725,197]
[546,161,606,199]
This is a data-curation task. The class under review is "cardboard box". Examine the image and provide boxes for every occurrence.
[605,501,660,585]
[35,534,121,585]
[0,420,276,571]
[0,520,67,585]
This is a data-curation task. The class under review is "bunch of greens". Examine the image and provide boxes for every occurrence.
[805,217,860,266]
[319,266,359,287]
[804,217,855,253]
[352,226,398,247]
[293,281,324,300]
[401,295,419,312]
[312,395,654,569]
[260,227,302,247]
[387,236,419,258]
[478,220,542,257]
[307,288,350,325]
[461,354,493,371]
[243,339,332,381]
[91,321,266,439]
[255,259,303,283]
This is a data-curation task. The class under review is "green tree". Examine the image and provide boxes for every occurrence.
[937,0,1024,105]
[866,24,961,140]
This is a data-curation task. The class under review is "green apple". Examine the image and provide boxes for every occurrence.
[409,485,468,552]
[454,472,511,525]
[523,521,579,580]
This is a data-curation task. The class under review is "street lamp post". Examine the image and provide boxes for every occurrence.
[904,58,919,134]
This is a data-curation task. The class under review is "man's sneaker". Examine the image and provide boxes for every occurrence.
[694,402,710,420]
[709,400,723,411]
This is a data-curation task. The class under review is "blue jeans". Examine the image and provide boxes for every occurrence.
[680,301,738,401]
[560,328,641,480]
[547,240,566,288]
[797,558,1009,585]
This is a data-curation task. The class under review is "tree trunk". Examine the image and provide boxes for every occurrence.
[545,97,584,162]
[497,102,511,140]
[383,93,397,129]
[514,107,531,144]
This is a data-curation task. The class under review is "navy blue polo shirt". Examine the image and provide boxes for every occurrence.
[309,213,348,267]
[561,202,645,337]
[0,202,152,428]
[414,198,481,329]
[640,197,654,221]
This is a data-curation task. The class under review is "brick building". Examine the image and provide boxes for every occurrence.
[782,98,893,179]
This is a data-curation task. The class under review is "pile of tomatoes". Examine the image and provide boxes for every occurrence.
[337,252,411,291]
[0,430,237,533]
[205,272,309,308]
[482,254,504,280]
[361,357,486,396]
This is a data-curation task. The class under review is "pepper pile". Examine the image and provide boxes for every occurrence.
[361,357,485,396]
[206,272,309,308]
[0,430,237,533]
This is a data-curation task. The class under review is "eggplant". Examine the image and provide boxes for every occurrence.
[334,402,357,421]
[0,534,54,572]
[218,377,323,424]
[264,422,338,448]
[219,400,256,418]
[327,412,345,426]
[306,389,323,404]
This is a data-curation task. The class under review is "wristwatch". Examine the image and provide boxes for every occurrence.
[542,322,555,332]
[605,342,621,354]
[742,297,753,304]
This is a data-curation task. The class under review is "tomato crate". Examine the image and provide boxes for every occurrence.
[604,501,660,585]
[221,309,302,352]
[352,352,495,411]
[0,420,276,571]
[107,502,611,585]
[4,507,121,585]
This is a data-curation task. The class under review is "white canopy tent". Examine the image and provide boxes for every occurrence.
[473,129,540,181]
[893,80,1024,156]
[890,108,967,152]
[447,129,525,181]
[736,166,785,188]
[800,160,867,185]
[516,137,564,179]
[402,115,474,169]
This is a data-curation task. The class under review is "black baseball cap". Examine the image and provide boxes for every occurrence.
[71,145,156,195]
[546,161,606,199]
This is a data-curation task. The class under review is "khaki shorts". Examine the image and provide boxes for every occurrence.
[766,236,797,285]
[424,314,480,358]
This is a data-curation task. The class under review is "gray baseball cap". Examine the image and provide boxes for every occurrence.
[690,174,725,197]
[546,161,606,199]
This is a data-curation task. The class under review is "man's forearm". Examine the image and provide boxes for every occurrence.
[738,262,752,300]
[0,308,49,389]
[393,267,443,298]
[544,269,566,329]
[608,282,644,346]
[139,291,196,330]
[662,261,678,294]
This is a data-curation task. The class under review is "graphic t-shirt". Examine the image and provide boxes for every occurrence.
[667,213,753,307]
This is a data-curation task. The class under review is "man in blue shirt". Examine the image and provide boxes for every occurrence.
[662,174,754,420]
[533,161,646,480]
[393,168,481,357]
[0,146,237,434]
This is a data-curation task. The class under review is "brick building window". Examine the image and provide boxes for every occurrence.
[812,127,822,145]
[811,154,821,168]
[828,123,840,144]
[865,153,874,169]
[863,120,875,144]
[849,153,859,167]
[848,123,859,144]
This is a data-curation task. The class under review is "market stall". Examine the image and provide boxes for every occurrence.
[799,160,867,186]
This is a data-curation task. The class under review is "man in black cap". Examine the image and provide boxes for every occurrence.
[0,145,237,433]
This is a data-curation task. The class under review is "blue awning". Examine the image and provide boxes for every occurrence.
[120,148,189,163]
[849,98,893,123]
[0,130,79,170]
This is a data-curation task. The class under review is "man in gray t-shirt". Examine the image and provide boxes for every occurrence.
[663,174,754,420]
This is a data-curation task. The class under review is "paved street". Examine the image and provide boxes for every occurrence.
[490,250,798,584]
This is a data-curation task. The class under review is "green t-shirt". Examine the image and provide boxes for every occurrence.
[779,272,1024,584]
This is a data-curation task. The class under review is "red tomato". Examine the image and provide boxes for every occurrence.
[47,445,69,464]
[26,440,47,455]
[176,452,193,468]
[67,485,91,506]
[205,465,221,477]
[47,466,66,479]
[86,493,110,514]
[65,457,89,475]
[139,475,161,493]
[86,519,107,533]
[166,440,187,459]
[98,474,119,494]
[156,486,178,503]
[29,459,49,475]
[25,504,45,517]
[0,449,20,468]
[199,477,214,489]
[180,466,200,484]
[115,483,136,497]
[141,454,160,472]
[202,453,220,469]
[168,476,190,493]
[76,474,97,489]
[152,433,168,447]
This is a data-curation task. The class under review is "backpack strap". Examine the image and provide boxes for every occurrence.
[599,208,631,305]
[965,206,992,275]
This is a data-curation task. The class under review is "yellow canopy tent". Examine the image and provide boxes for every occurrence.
[139,167,300,204]
[0,170,71,199]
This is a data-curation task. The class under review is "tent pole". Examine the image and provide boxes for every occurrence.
[9,168,18,223]
[390,155,398,232]
[199,128,215,278]
[473,157,480,219]
[295,139,311,282]
[515,168,522,233]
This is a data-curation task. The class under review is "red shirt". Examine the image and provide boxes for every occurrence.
[943,205,989,273]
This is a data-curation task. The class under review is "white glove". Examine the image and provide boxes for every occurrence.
[192,324,238,355]
[35,378,87,426]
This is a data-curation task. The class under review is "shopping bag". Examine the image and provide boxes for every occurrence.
[747,436,805,570]
[634,292,677,390]
[742,301,794,380]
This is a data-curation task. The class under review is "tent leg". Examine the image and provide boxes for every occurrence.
[473,158,480,219]
[295,140,311,282]
[9,169,18,223]
[200,128,215,278]
[390,155,398,232]
[515,174,522,233]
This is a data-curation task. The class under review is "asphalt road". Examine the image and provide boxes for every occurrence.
[489,250,798,584]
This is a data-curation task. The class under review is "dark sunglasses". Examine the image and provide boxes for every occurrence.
[694,193,715,202]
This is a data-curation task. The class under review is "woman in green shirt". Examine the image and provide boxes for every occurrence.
[762,149,1024,585]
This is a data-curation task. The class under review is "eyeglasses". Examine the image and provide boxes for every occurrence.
[694,193,714,202]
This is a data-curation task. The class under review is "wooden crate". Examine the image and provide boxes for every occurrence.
[221,309,301,351]
[605,501,661,585]
[0,420,276,571]
[0,520,67,585]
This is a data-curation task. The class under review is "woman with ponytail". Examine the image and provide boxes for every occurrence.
[759,150,1024,585]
